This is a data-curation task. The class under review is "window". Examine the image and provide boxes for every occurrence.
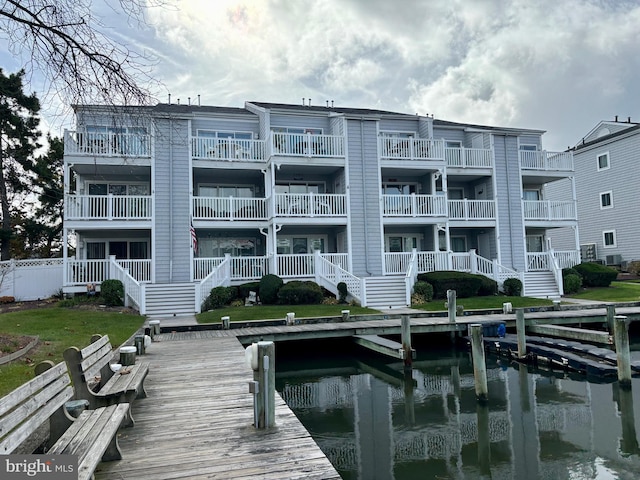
[600,191,613,209]
[198,237,256,257]
[85,240,149,259]
[597,152,610,171]
[276,236,326,254]
[526,235,544,253]
[603,230,616,248]
[450,236,467,253]
[382,183,418,195]
[86,125,149,155]
[196,130,253,159]
[385,235,420,252]
[519,144,538,151]
[198,185,255,197]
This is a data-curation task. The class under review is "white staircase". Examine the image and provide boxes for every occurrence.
[363,276,408,309]
[523,271,561,299]
[144,283,196,317]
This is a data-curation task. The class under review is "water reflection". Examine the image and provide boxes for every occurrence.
[276,347,640,479]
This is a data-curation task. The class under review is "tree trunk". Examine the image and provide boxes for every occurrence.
[0,144,11,260]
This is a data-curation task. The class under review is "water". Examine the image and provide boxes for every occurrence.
[276,335,640,480]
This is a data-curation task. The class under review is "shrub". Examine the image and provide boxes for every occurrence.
[277,281,323,305]
[413,281,433,302]
[100,279,124,306]
[237,282,260,301]
[337,282,348,303]
[574,262,618,287]
[259,274,283,304]
[502,277,523,296]
[204,286,234,310]
[476,275,498,296]
[0,296,15,304]
[627,260,640,276]
[562,267,581,279]
[416,271,483,299]
[563,273,582,294]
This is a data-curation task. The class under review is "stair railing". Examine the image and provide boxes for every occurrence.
[109,255,145,314]
[548,248,564,296]
[314,250,363,305]
[196,253,231,313]
[405,248,418,306]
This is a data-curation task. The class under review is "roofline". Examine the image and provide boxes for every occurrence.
[574,123,640,151]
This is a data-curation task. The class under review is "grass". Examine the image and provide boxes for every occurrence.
[413,295,555,311]
[0,308,145,397]
[197,304,378,323]
[564,281,640,302]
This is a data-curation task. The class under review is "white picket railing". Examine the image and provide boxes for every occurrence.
[196,254,231,312]
[553,250,580,269]
[116,260,152,282]
[527,252,550,271]
[109,256,143,312]
[272,132,345,157]
[445,147,493,167]
[64,130,151,157]
[191,136,266,161]
[193,258,225,281]
[519,150,573,171]
[523,200,576,221]
[277,254,314,278]
[382,194,447,217]
[314,251,362,304]
[65,194,152,220]
[405,249,418,305]
[65,259,151,285]
[448,199,496,220]
[379,138,445,160]
[274,193,347,217]
[548,250,564,296]
[192,196,268,220]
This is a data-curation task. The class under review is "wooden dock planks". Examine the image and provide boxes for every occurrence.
[94,336,340,480]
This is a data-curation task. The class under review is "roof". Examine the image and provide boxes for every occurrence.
[574,122,640,151]
[247,101,417,117]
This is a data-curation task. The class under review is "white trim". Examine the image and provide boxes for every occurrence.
[599,190,613,209]
[596,151,610,171]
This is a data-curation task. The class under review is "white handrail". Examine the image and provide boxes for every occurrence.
[196,254,231,312]
[109,256,143,313]
[405,249,418,306]
[314,251,362,305]
[548,249,564,296]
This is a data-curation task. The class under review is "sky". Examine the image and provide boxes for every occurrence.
[5,0,640,151]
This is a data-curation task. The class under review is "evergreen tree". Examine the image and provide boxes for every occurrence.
[0,69,41,260]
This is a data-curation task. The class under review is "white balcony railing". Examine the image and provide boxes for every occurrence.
[65,194,152,220]
[523,200,576,221]
[445,147,493,168]
[379,138,445,161]
[192,196,268,220]
[553,250,580,269]
[519,150,573,171]
[191,137,266,162]
[65,259,151,285]
[272,132,345,158]
[448,199,496,220]
[274,193,347,217]
[382,194,447,217]
[64,130,150,157]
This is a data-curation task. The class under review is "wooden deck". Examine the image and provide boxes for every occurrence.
[94,336,340,480]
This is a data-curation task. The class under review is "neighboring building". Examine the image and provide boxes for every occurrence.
[553,117,640,268]
[62,101,578,315]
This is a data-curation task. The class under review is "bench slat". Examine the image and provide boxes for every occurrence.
[99,364,149,397]
[0,362,68,416]
[80,334,110,359]
[81,342,115,381]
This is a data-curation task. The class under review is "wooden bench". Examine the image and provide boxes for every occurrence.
[63,334,149,427]
[0,360,128,480]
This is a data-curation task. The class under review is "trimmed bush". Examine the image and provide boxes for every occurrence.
[100,279,124,306]
[563,273,582,294]
[476,275,498,296]
[574,262,618,287]
[259,274,283,305]
[337,282,348,303]
[413,281,433,302]
[562,267,581,279]
[237,282,260,301]
[277,281,323,305]
[502,277,522,296]
[416,271,483,299]
[204,286,234,310]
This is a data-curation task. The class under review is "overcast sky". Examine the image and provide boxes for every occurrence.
[6,0,640,151]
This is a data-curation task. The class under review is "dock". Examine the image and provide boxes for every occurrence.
[95,335,340,480]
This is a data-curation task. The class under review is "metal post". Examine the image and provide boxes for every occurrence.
[401,314,412,370]
[253,341,275,428]
[516,308,527,359]
[614,315,632,389]
[470,324,488,403]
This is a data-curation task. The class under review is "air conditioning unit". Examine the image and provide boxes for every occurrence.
[580,243,597,262]
[605,254,622,265]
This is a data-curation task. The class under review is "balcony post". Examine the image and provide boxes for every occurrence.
[470,249,478,274]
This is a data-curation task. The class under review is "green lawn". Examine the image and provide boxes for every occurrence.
[413,295,554,312]
[197,304,378,323]
[564,281,640,302]
[0,308,145,397]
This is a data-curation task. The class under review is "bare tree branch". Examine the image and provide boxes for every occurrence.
[0,0,166,107]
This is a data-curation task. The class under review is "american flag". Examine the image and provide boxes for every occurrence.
[190,221,198,254]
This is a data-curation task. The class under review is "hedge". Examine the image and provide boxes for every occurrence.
[416,271,483,299]
[573,262,618,287]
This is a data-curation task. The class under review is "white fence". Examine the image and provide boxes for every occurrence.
[0,259,63,301]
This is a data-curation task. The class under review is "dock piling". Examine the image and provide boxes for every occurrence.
[516,308,526,359]
[470,324,489,403]
[221,316,230,329]
[447,289,457,323]
[249,341,275,428]
[606,305,615,334]
[401,314,413,370]
[614,315,632,389]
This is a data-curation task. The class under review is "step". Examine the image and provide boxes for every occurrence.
[143,283,197,316]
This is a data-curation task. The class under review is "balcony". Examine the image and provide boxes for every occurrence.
[65,194,152,220]
[445,147,493,168]
[382,194,447,218]
[379,138,445,161]
[274,193,347,217]
[523,200,576,222]
[271,132,345,158]
[64,130,150,157]
[65,259,151,285]
[448,199,496,220]
[192,137,266,162]
[192,197,268,221]
[520,150,573,171]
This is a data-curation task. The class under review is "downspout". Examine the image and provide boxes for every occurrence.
[169,116,173,281]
